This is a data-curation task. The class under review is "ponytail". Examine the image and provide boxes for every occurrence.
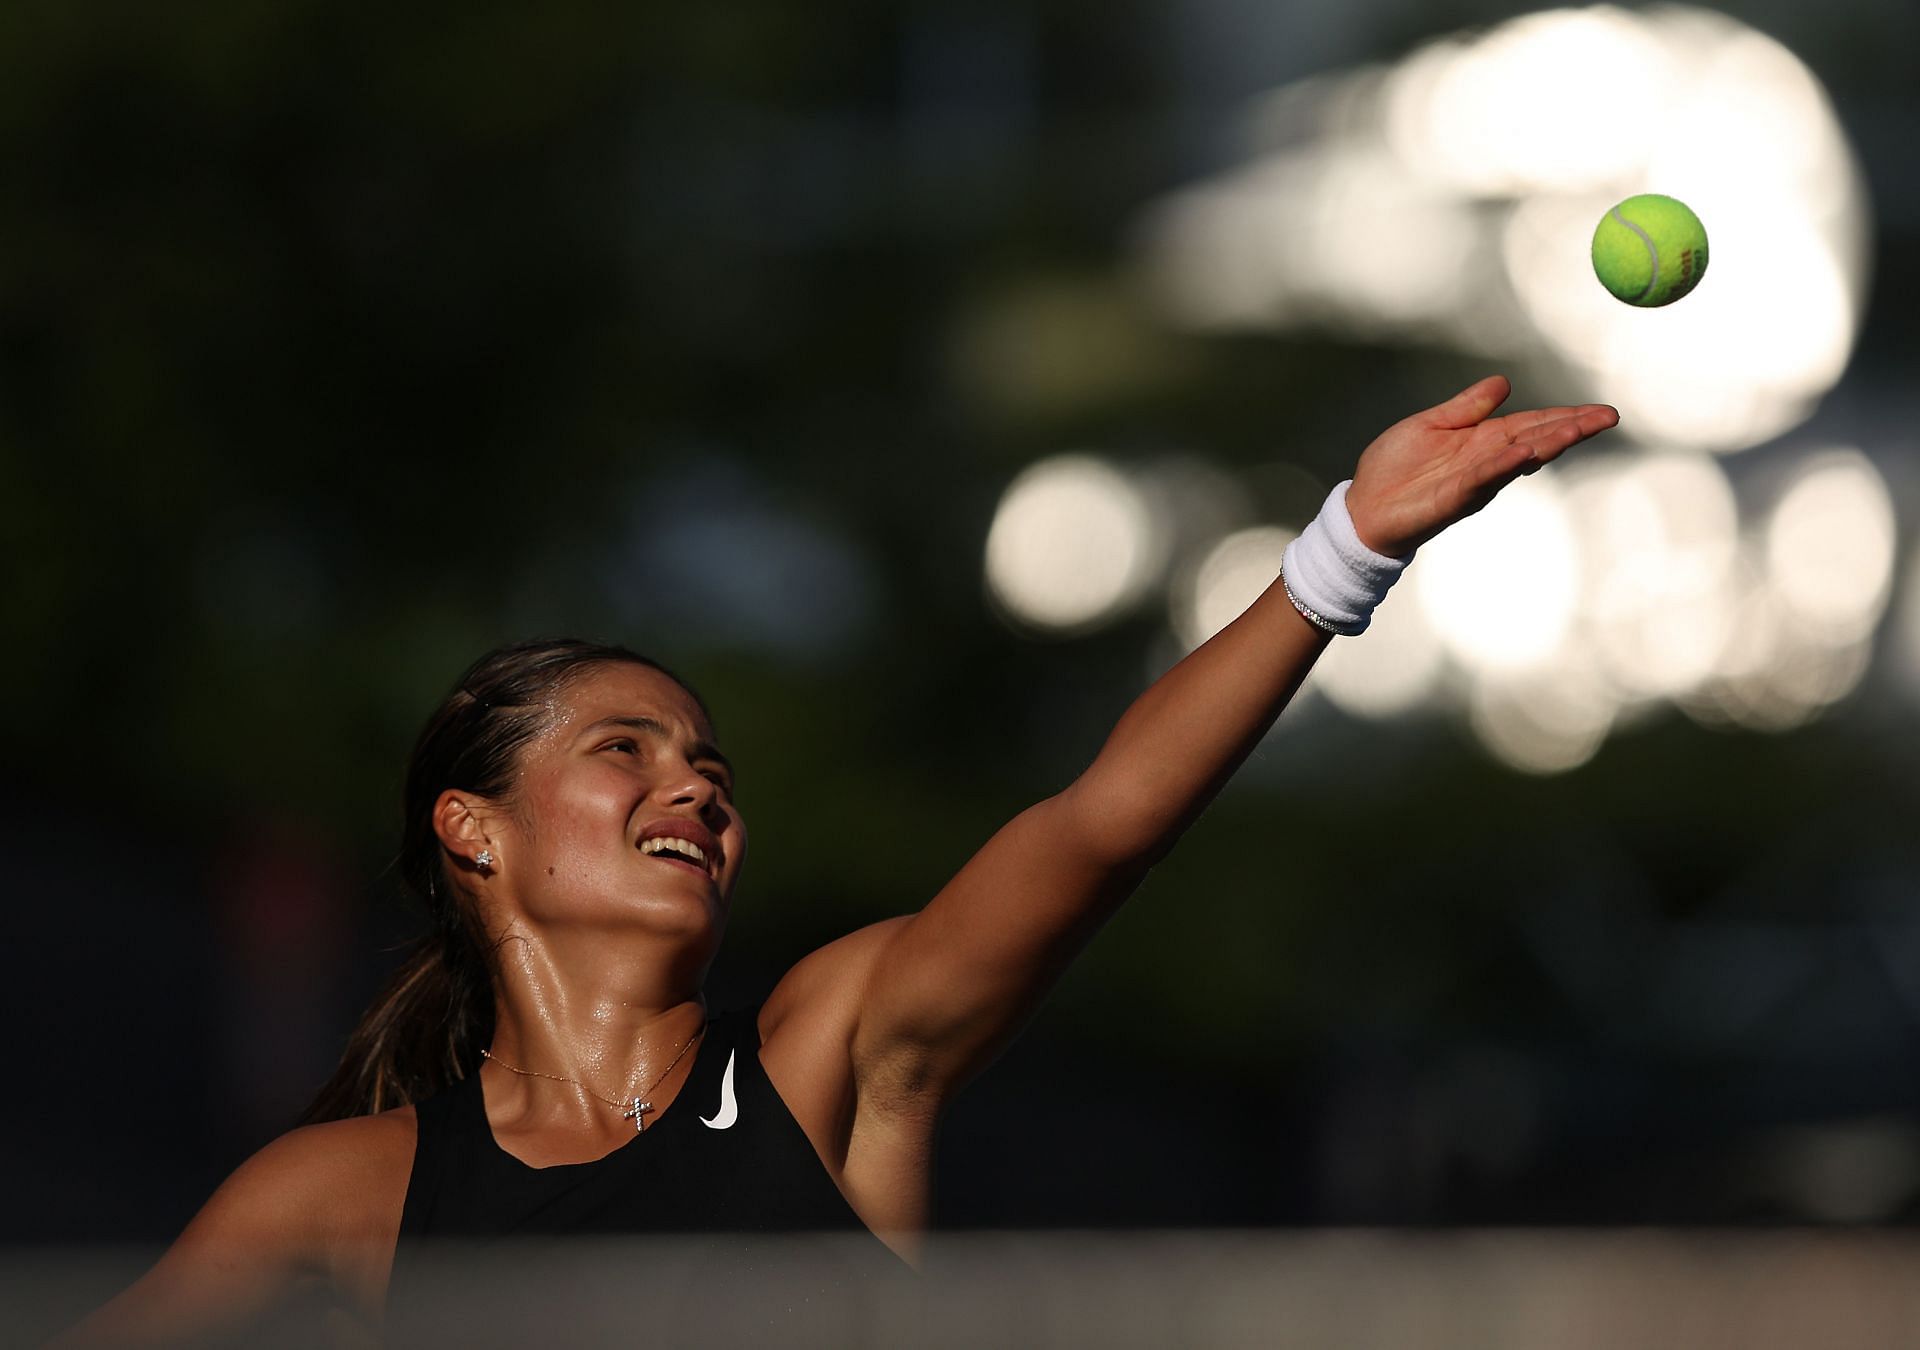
[301,932,493,1123]
[300,638,699,1123]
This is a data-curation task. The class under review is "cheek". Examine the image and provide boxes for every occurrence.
[523,769,639,849]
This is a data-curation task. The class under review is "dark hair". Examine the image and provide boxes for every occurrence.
[302,638,701,1123]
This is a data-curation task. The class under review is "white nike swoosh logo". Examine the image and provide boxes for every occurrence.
[700,1050,738,1129]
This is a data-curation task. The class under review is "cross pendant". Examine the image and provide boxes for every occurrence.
[623,1099,652,1133]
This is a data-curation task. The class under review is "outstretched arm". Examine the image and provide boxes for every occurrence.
[839,376,1618,1105]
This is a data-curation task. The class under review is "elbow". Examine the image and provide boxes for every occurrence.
[1052,781,1181,875]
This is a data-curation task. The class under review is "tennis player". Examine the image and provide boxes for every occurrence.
[59,377,1617,1344]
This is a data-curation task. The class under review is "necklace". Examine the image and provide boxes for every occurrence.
[481,1024,703,1133]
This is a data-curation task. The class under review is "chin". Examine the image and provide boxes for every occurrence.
[622,885,730,940]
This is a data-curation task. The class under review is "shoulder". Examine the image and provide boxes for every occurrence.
[233,1109,417,1192]
[754,918,913,1155]
[759,915,911,1048]
[57,1108,418,1344]
[204,1108,417,1256]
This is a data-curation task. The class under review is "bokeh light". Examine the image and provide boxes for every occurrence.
[1173,526,1295,650]
[1683,554,1875,732]
[1414,474,1581,676]
[1138,4,1871,454]
[991,434,1899,771]
[986,455,1166,634]
[1309,582,1445,719]
[1384,9,1680,197]
[1134,147,1481,336]
[1569,451,1739,699]
[1468,665,1617,775]
[1764,449,1897,644]
[1107,1,1898,775]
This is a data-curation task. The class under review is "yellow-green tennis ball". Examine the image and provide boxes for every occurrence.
[1591,193,1709,307]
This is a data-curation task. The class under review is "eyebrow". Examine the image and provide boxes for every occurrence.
[581,715,734,782]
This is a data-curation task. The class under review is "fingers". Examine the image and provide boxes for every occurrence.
[1428,374,1512,430]
[1521,405,1619,461]
[1468,439,1544,492]
[1467,405,1620,492]
[1489,403,1618,442]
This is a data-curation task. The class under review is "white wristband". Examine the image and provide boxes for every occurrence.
[1279,481,1410,636]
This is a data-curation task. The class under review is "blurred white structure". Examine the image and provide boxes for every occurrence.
[982,439,1900,771]
[986,6,1902,774]
[1136,4,1871,456]
[1173,526,1295,650]
[985,455,1167,633]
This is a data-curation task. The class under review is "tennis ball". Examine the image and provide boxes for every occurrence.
[1591,194,1709,307]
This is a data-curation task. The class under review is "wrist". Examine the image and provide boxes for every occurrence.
[1278,481,1412,637]
[1341,484,1401,557]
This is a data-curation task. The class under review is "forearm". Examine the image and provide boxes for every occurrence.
[852,380,1618,1099]
[1061,574,1331,867]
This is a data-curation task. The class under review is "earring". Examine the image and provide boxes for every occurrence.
[475,849,494,869]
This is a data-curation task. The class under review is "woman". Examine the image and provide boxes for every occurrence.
[63,376,1617,1343]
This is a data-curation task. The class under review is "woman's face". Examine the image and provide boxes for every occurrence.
[487,662,747,936]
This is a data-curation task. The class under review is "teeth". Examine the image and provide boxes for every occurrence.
[640,836,711,872]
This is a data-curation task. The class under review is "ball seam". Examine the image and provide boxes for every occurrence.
[1610,204,1660,303]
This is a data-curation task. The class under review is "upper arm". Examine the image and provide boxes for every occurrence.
[846,790,1148,1106]
[760,917,912,1132]
[55,1116,410,1347]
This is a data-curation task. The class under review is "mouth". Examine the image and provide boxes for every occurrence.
[636,821,722,884]
[641,848,712,882]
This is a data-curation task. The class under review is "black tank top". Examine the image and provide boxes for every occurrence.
[386,1006,901,1329]
[395,1006,881,1238]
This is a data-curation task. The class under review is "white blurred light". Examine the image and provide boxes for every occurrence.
[1140,4,1871,457]
[1645,24,1861,229]
[985,456,1164,633]
[1415,474,1581,674]
[1684,550,1874,732]
[1386,9,1679,196]
[1501,193,1632,370]
[1125,3,1889,754]
[1310,582,1446,719]
[1133,172,1292,332]
[1764,450,1897,643]
[1569,452,1739,697]
[1174,526,1294,650]
[1304,150,1482,327]
[1772,633,1873,711]
[1596,208,1855,453]
[1135,146,1480,335]
[1468,666,1618,775]
[1501,181,1857,454]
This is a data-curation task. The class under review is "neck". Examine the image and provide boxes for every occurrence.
[482,922,710,1116]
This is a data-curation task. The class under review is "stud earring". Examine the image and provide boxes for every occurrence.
[475,849,494,869]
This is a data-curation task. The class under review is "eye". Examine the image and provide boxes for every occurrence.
[603,738,640,755]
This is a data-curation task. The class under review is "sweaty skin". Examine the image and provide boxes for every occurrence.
[57,376,1617,1345]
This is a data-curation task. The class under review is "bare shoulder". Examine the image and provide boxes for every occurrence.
[203,1109,416,1249]
[759,917,939,1249]
[756,918,911,1156]
[173,1108,415,1262]
[251,1108,416,1186]
[759,915,911,1049]
[53,1108,417,1347]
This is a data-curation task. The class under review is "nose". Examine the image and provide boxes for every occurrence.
[660,764,725,825]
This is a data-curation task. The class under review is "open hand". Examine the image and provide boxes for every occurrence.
[1344,376,1620,557]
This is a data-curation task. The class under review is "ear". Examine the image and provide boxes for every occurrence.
[433,789,501,867]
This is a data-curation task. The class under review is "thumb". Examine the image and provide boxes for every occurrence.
[1428,375,1512,430]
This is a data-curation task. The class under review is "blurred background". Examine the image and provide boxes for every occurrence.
[4,0,1918,1249]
